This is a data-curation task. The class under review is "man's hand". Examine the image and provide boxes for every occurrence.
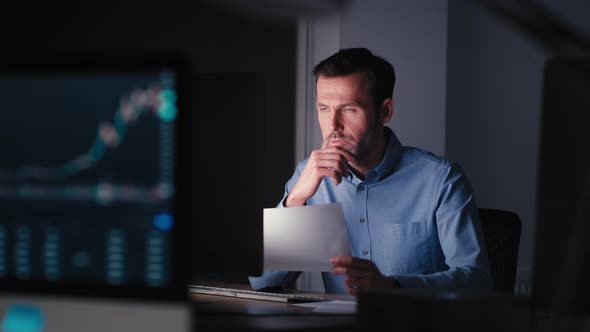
[331,256,400,295]
[285,147,354,207]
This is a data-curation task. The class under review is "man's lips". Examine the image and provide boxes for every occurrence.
[328,139,349,147]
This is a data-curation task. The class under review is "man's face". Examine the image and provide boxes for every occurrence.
[316,72,386,160]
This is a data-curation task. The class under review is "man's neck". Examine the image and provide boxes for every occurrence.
[348,129,389,180]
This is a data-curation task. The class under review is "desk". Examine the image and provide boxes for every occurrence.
[189,281,357,332]
[190,282,590,332]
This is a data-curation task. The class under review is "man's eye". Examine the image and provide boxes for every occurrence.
[318,107,329,112]
[344,108,355,112]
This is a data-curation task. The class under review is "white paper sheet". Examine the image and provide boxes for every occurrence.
[263,203,351,272]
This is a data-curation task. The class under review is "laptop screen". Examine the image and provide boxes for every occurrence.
[0,54,188,300]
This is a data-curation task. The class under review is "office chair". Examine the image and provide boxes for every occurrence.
[478,208,522,294]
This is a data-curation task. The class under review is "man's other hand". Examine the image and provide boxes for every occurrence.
[330,255,400,295]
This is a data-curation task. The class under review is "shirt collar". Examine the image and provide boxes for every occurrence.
[374,127,403,180]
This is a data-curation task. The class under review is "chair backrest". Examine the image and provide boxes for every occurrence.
[478,208,522,294]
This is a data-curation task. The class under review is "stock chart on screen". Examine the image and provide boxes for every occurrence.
[0,64,180,291]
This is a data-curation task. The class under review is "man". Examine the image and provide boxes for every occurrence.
[250,48,491,294]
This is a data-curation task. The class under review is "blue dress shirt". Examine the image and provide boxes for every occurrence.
[250,128,492,293]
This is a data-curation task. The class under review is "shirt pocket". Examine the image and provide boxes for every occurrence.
[372,221,431,275]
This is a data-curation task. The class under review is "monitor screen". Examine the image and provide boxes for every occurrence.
[534,55,590,315]
[0,54,188,300]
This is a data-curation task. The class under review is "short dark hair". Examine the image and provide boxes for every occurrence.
[313,48,396,105]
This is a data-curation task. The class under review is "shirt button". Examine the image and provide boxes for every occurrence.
[358,185,364,191]
[360,218,365,223]
[362,250,368,255]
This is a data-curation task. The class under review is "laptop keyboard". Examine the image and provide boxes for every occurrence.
[189,284,326,303]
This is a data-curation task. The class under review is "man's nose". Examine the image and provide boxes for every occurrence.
[328,111,343,131]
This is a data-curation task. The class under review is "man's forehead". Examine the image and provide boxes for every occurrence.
[316,72,373,102]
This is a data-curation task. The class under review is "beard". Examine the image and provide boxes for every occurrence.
[325,129,377,161]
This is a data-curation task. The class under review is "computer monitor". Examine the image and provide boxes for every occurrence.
[533,55,590,316]
[0,53,192,331]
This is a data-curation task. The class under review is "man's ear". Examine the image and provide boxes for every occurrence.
[381,98,394,123]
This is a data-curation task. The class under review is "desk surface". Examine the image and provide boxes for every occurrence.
[189,281,357,332]
[189,281,590,332]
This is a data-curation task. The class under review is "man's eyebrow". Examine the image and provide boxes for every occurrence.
[316,102,361,108]
[338,103,361,108]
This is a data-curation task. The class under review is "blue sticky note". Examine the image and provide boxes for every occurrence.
[1,304,44,332]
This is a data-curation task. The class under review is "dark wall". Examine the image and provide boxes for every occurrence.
[192,3,296,210]
[446,0,590,288]
[447,1,544,283]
